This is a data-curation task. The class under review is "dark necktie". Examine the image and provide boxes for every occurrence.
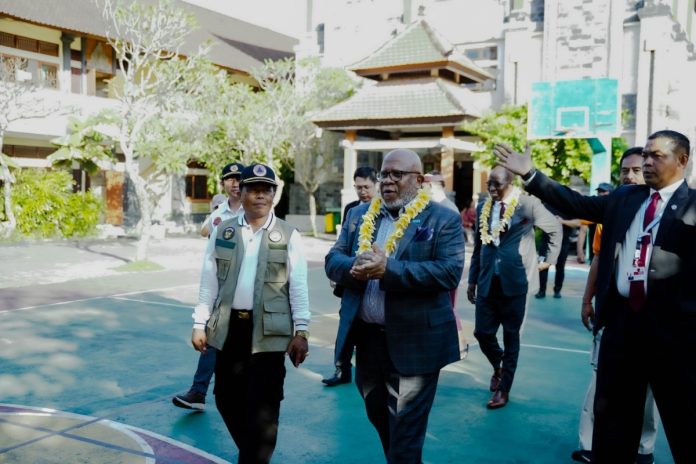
[628,192,660,310]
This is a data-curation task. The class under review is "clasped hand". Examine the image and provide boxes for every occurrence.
[350,244,387,281]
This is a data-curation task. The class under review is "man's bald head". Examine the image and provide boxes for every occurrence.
[490,166,513,183]
[379,149,424,210]
[383,149,423,173]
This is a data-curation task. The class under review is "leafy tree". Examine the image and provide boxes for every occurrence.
[291,63,357,236]
[50,111,120,174]
[0,56,63,236]
[81,0,213,260]
[462,105,626,185]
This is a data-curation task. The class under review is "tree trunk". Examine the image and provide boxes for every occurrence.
[308,191,317,237]
[0,134,17,236]
[122,141,153,262]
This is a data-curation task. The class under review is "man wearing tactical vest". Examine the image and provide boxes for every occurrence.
[190,162,311,464]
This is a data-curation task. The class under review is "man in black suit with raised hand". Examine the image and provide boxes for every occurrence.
[494,130,695,464]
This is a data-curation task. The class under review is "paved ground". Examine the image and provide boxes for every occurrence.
[0,234,672,463]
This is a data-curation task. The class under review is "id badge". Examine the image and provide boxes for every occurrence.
[628,266,647,282]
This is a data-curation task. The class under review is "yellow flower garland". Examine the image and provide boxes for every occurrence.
[479,186,521,245]
[357,187,431,256]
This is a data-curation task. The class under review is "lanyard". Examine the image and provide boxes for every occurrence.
[633,213,662,262]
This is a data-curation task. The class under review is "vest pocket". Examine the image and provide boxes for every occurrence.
[262,301,292,336]
[217,259,231,280]
[265,249,288,282]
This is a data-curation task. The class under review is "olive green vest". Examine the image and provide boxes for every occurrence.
[206,217,295,353]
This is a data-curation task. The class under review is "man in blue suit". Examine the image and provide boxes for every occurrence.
[467,166,562,409]
[494,130,696,464]
[325,149,464,463]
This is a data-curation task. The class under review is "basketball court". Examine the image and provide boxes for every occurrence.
[0,258,673,463]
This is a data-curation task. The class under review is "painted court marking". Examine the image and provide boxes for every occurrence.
[0,284,198,314]
[0,404,229,464]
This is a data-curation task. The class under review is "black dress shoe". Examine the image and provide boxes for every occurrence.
[570,449,592,463]
[322,368,351,386]
[535,291,546,299]
[486,389,509,409]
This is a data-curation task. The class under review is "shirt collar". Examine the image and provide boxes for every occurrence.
[239,212,275,230]
[650,178,684,199]
[379,204,403,220]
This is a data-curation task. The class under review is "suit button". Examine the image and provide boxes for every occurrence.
[650,268,655,272]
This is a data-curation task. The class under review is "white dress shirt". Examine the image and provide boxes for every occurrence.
[490,189,515,247]
[204,199,243,237]
[615,179,685,296]
[193,213,310,331]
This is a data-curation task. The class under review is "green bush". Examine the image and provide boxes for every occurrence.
[12,169,103,238]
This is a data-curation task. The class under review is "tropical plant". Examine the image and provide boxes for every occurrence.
[11,169,102,238]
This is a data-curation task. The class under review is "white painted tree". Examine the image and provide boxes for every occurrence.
[0,56,62,236]
[99,0,212,260]
[290,63,357,236]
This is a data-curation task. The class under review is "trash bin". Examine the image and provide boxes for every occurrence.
[324,207,342,233]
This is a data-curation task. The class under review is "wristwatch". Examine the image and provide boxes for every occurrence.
[521,167,537,182]
[295,330,309,341]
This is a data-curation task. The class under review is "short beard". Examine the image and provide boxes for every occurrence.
[383,184,420,210]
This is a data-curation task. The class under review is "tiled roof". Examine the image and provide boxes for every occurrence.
[0,0,296,74]
[350,19,492,82]
[312,77,482,129]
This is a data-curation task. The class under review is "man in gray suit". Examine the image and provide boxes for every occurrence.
[467,166,561,409]
[325,149,464,463]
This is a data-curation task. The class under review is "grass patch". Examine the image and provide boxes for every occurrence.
[114,260,164,272]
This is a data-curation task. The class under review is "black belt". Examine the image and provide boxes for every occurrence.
[355,317,385,333]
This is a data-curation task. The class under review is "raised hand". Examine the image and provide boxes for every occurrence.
[493,143,534,177]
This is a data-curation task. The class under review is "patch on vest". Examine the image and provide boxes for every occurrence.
[216,239,236,249]
[222,227,235,240]
[268,230,282,242]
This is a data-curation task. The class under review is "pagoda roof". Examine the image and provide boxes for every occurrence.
[312,77,482,129]
[350,19,492,84]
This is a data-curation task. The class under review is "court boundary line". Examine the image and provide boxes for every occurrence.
[0,284,198,314]
[0,403,229,464]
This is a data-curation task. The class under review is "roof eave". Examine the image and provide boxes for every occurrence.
[313,115,470,130]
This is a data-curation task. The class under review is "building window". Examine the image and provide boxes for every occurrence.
[0,31,59,57]
[622,94,637,130]
[38,62,58,88]
[316,23,325,54]
[185,175,211,201]
[1,54,59,89]
[72,169,91,193]
[465,46,498,61]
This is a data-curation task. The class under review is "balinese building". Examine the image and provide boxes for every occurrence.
[0,0,296,228]
[312,19,492,211]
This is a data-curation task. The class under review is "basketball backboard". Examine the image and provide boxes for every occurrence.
[528,78,620,140]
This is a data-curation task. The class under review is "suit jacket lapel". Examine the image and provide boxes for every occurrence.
[615,186,649,238]
[393,203,434,260]
[654,181,688,245]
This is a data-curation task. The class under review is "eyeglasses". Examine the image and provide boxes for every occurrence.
[486,180,507,189]
[377,170,421,182]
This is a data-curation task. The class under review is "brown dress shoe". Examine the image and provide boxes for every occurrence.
[486,389,509,409]
[489,368,503,392]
